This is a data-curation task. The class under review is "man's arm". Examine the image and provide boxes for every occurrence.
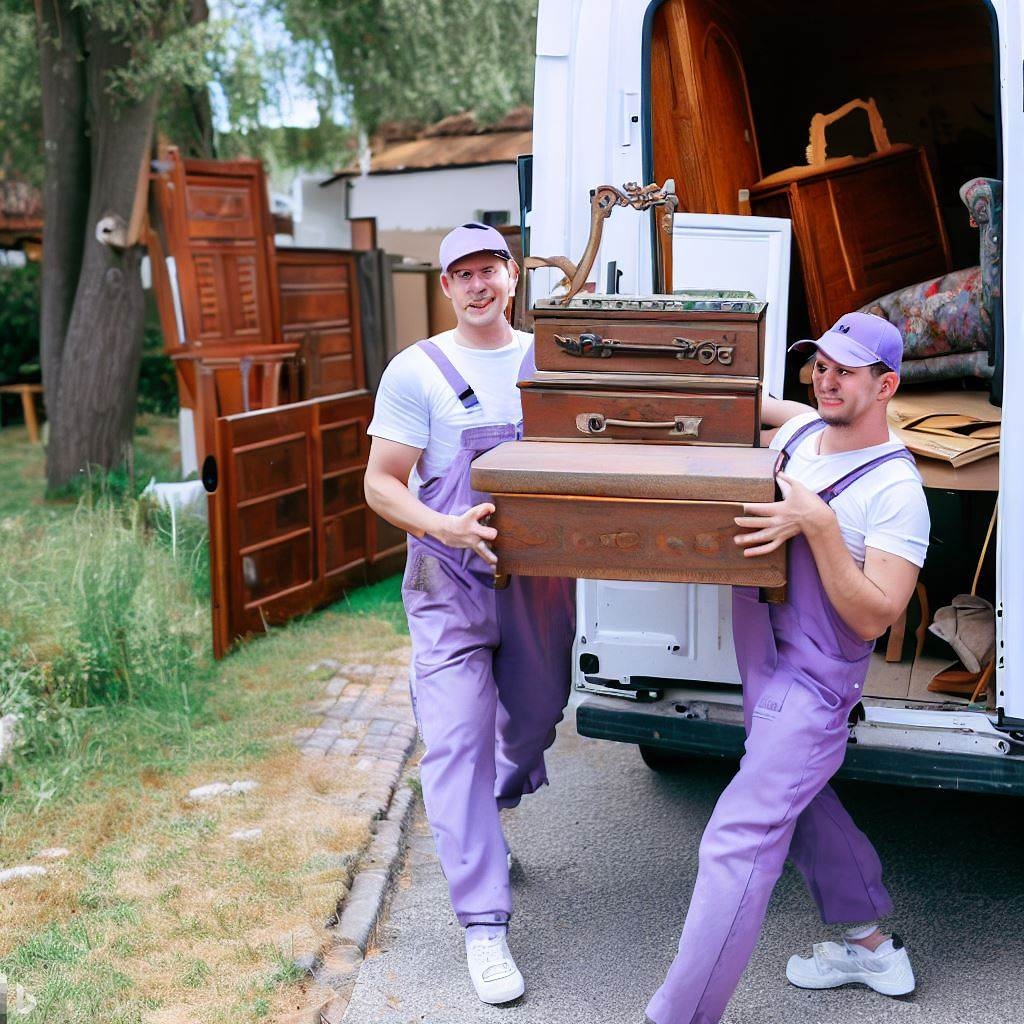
[364,436,499,565]
[761,394,815,427]
[734,474,919,640]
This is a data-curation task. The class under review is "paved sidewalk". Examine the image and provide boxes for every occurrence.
[286,644,423,1024]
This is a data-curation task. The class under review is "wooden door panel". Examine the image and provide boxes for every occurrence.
[321,418,370,472]
[280,287,351,324]
[210,390,403,656]
[324,508,369,576]
[240,532,315,607]
[651,0,761,216]
[184,176,261,240]
[236,488,310,550]
[276,249,365,399]
[322,470,364,517]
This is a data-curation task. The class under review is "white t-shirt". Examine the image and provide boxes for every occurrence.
[772,412,930,568]
[368,329,532,489]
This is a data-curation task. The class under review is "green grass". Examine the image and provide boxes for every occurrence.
[0,413,411,1023]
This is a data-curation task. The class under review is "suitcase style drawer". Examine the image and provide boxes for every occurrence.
[519,377,759,445]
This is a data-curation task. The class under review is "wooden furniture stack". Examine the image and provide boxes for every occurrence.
[471,293,786,588]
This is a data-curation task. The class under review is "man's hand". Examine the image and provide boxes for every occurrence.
[431,503,499,565]
[733,473,833,557]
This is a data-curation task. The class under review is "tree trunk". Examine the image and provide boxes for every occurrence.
[44,16,158,491]
[36,0,89,423]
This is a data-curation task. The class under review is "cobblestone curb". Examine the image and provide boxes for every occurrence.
[287,652,421,1024]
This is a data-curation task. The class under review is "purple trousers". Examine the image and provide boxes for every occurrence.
[403,423,575,927]
[648,545,898,1023]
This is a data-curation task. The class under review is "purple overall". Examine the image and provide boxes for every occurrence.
[402,340,575,928]
[648,418,915,1024]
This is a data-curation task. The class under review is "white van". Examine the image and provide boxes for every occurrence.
[525,0,1024,791]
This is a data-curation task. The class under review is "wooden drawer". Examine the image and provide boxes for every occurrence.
[533,307,764,378]
[485,493,785,586]
[470,441,784,586]
[519,375,758,445]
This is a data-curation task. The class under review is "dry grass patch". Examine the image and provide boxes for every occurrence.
[1,606,411,1023]
[2,745,380,1023]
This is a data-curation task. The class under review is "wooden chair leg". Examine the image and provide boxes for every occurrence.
[21,387,40,444]
[913,581,930,659]
[885,605,907,663]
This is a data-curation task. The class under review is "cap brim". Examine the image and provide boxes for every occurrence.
[788,331,886,368]
[442,248,513,273]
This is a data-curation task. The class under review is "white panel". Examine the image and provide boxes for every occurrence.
[994,0,1021,718]
[574,580,740,687]
[346,165,521,233]
[671,213,792,397]
[536,0,574,56]
[178,408,198,480]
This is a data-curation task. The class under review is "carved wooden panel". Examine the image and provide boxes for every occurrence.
[150,151,279,351]
[650,0,761,216]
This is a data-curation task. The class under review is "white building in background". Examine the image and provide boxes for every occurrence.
[314,107,532,263]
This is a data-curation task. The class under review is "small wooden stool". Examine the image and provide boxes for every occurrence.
[0,382,44,443]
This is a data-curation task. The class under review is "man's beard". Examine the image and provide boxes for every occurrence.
[817,403,853,428]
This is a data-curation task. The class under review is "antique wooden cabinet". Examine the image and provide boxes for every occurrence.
[749,145,952,335]
[470,294,780,587]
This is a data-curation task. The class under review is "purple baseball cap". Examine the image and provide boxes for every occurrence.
[790,312,903,373]
[439,222,512,273]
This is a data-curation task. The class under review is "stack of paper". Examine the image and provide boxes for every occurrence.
[887,389,1000,468]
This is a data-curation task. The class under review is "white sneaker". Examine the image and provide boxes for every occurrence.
[786,936,915,996]
[465,930,525,1004]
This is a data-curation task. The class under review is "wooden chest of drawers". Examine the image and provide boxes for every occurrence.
[749,145,951,336]
[470,442,784,586]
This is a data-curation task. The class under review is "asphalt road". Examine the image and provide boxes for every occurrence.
[343,701,1024,1024]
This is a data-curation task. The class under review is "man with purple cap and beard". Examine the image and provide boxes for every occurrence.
[647,311,930,1024]
[364,223,574,1005]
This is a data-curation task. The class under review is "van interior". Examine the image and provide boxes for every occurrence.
[648,0,1002,709]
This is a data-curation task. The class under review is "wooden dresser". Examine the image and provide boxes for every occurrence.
[470,294,784,587]
[750,145,952,336]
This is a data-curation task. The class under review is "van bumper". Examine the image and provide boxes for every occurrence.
[577,696,1024,796]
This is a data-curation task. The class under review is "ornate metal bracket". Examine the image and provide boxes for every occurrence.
[553,331,735,366]
[525,179,678,306]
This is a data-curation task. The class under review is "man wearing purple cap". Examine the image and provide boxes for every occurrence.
[647,312,930,1024]
[364,223,574,1005]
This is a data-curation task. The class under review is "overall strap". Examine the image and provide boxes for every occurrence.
[418,339,480,409]
[818,448,917,505]
[779,417,826,470]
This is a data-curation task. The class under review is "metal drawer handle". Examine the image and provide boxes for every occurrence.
[576,412,702,438]
[553,331,735,365]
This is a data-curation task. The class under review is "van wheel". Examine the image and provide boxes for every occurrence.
[639,744,691,773]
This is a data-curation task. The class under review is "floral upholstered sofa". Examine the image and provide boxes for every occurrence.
[861,177,1002,385]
